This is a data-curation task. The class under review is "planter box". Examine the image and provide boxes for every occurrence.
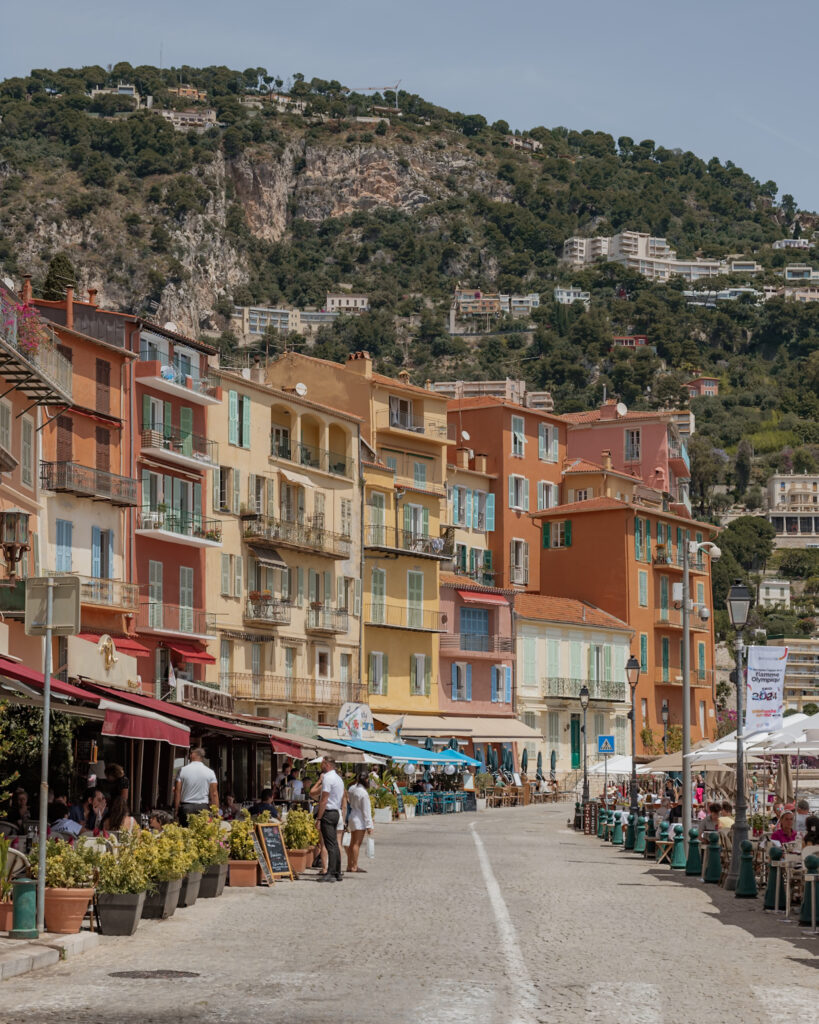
[403,804,416,819]
[98,892,146,936]
[178,870,201,908]
[44,888,94,934]
[0,900,12,932]
[475,798,487,812]
[199,862,228,899]
[228,860,258,887]
[141,879,182,920]
[373,807,393,824]
[286,848,313,878]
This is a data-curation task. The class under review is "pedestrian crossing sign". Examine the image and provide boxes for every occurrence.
[597,735,615,755]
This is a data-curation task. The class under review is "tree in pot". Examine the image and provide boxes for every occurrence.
[31,839,95,934]
[186,808,229,897]
[134,825,189,919]
[281,809,320,877]
[402,793,418,819]
[372,788,397,824]
[95,834,149,936]
[228,811,258,887]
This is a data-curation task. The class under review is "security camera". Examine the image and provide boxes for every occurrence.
[698,606,710,622]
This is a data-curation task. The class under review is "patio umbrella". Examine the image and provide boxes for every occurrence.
[505,748,513,773]
[521,748,529,774]
[775,756,793,804]
[489,747,498,773]
[449,737,460,751]
[424,736,435,751]
[536,751,543,780]
[550,750,557,780]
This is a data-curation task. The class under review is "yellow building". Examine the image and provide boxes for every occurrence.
[205,365,364,726]
[265,351,454,718]
[446,447,498,584]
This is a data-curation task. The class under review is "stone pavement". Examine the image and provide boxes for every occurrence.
[0,804,816,1023]
[0,930,99,980]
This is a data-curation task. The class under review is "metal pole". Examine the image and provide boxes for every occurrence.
[725,635,747,890]
[630,684,638,826]
[36,576,54,934]
[682,540,692,853]
[581,703,589,804]
[604,755,608,809]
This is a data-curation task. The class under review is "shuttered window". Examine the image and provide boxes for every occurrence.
[57,416,73,462]
[95,359,111,414]
[95,426,110,472]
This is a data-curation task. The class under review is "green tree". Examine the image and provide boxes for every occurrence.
[719,516,776,572]
[687,434,723,515]
[734,439,753,496]
[42,252,77,300]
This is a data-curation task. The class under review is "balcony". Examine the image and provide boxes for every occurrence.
[655,669,715,689]
[40,462,138,507]
[242,514,351,559]
[541,676,628,702]
[269,437,354,478]
[668,442,691,475]
[136,600,215,639]
[654,610,709,631]
[510,567,529,586]
[69,576,140,611]
[440,633,514,655]
[363,602,446,632]
[364,523,454,560]
[376,410,450,442]
[305,605,349,634]
[140,425,218,471]
[244,596,291,626]
[0,291,73,405]
[228,673,365,706]
[136,361,220,405]
[379,451,444,493]
[653,546,683,570]
[135,509,223,548]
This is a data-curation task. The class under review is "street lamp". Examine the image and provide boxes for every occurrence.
[724,580,752,891]
[661,700,669,754]
[579,683,590,805]
[0,508,30,579]
[625,655,641,850]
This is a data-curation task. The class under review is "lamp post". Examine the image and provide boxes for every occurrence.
[0,508,30,579]
[724,580,752,891]
[661,700,669,754]
[579,683,590,805]
[625,655,641,849]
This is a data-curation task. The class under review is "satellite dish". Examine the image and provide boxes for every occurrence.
[295,382,308,397]
[164,321,178,333]
[615,402,628,417]
[461,430,471,442]
[1,277,14,291]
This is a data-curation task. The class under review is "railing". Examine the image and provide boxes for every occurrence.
[541,676,628,702]
[380,452,444,491]
[654,609,709,631]
[0,291,73,401]
[269,437,354,478]
[653,546,682,568]
[510,567,529,586]
[440,634,514,653]
[363,602,447,632]
[136,600,213,636]
[242,514,351,558]
[141,359,217,398]
[655,669,715,688]
[141,424,218,465]
[70,576,140,610]
[668,442,691,470]
[136,508,223,542]
[377,410,450,440]
[228,673,364,705]
[364,523,454,558]
[40,461,138,506]
[306,605,349,633]
[244,597,291,625]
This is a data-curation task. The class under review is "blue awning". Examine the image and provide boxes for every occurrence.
[326,737,481,767]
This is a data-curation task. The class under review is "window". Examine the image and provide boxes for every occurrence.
[228,391,251,448]
[522,636,536,685]
[316,649,331,680]
[548,711,560,753]
[221,554,231,596]
[369,651,387,695]
[697,641,706,680]
[284,647,295,679]
[461,607,489,650]
[247,473,265,514]
[696,581,705,606]
[638,570,648,607]
[511,415,525,457]
[634,517,644,561]
[91,527,112,579]
[508,474,529,510]
[340,654,351,700]
[538,422,558,462]
[542,520,572,548]
[389,395,413,429]
[699,700,706,734]
[509,539,529,585]
[271,425,290,459]
[340,499,352,538]
[473,490,488,530]
[0,402,11,452]
[407,571,424,628]
[625,428,641,462]
[20,417,33,488]
[371,568,386,623]
[179,567,194,633]
[413,460,427,488]
[148,560,163,629]
[573,488,591,502]
[537,481,558,511]
[639,634,648,673]
[410,654,428,696]
[55,519,73,572]
[451,662,471,701]
[219,639,231,689]
[452,486,467,526]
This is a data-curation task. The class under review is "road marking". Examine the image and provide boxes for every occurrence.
[754,986,817,1016]
[469,822,540,1024]
[585,982,662,1023]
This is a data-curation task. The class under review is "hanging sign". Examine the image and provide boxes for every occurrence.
[745,645,788,734]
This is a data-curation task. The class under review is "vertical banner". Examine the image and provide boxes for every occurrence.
[745,646,788,734]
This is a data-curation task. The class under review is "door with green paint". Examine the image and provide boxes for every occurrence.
[659,575,669,622]
[570,714,581,770]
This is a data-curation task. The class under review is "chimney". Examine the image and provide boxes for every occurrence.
[252,355,264,384]
[474,453,487,474]
[425,379,433,390]
[65,286,74,330]
[87,288,98,307]
[21,276,32,303]
[599,399,618,420]
[601,449,612,471]
[345,350,372,378]
[455,447,470,469]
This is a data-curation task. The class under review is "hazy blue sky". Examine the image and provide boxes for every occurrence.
[5,0,819,209]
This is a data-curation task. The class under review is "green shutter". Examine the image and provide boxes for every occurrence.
[422,507,429,536]
[242,396,251,449]
[383,654,389,695]
[542,522,551,549]
[142,394,151,430]
[424,656,431,696]
[228,390,238,445]
[368,652,375,693]
[564,520,572,547]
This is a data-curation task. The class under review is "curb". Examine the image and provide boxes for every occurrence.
[0,931,100,981]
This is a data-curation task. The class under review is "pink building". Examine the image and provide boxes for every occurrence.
[687,376,719,398]
[562,401,692,514]
[611,335,648,349]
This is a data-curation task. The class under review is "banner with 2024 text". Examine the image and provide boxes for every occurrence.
[745,645,788,735]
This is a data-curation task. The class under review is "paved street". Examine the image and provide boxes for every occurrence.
[3,804,817,1024]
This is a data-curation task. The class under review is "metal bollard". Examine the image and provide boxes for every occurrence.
[703,832,722,884]
[670,824,686,870]
[645,816,657,859]
[735,840,758,899]
[612,811,624,846]
[9,878,38,940]
[624,812,635,851]
[597,806,605,839]
[685,828,702,876]
[634,815,646,855]
[763,846,786,911]
[655,820,669,863]
[798,855,819,927]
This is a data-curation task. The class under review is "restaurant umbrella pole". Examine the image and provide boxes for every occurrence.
[36,577,55,935]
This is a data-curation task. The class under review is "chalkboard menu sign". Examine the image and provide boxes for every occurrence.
[463,791,477,812]
[253,831,274,886]
[255,823,293,880]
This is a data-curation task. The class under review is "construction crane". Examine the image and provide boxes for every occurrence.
[347,81,402,110]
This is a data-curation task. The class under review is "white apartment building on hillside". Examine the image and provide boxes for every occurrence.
[773,238,811,250]
[554,286,590,308]
[767,472,819,549]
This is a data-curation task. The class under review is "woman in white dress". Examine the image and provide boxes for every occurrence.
[345,774,374,873]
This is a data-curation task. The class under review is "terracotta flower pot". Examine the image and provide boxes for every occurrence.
[286,848,313,877]
[178,870,202,908]
[97,892,146,936]
[43,888,94,934]
[0,900,12,932]
[199,862,228,898]
[228,860,258,887]
[141,879,182,920]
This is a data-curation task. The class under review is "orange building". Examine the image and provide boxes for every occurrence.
[534,492,719,752]
[445,397,566,591]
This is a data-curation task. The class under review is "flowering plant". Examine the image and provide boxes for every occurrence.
[281,809,319,851]
[133,825,191,882]
[31,839,96,888]
[228,810,257,861]
[96,832,149,894]
[186,808,230,867]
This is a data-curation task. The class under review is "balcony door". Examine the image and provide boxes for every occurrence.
[369,492,385,545]
[570,714,581,770]
[407,571,424,629]
[179,566,194,633]
[315,647,331,704]
[403,503,428,547]
[148,560,163,629]
[371,568,386,624]
[460,607,489,652]
[389,395,412,429]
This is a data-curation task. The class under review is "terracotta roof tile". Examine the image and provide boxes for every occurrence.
[439,573,513,595]
[446,396,562,421]
[534,496,629,516]
[562,408,680,425]
[562,458,639,482]
[515,594,632,631]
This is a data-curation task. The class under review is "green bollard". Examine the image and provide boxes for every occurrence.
[606,809,614,843]
[670,824,686,869]
[655,820,669,862]
[645,816,657,859]
[685,828,702,876]
[634,815,646,854]
[798,855,819,927]
[597,806,605,839]
[612,811,624,846]
[763,846,786,911]
[9,878,38,940]
[624,813,635,851]
[573,801,582,830]
[703,832,722,884]
[735,839,758,898]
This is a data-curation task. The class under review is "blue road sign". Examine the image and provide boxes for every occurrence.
[598,735,615,755]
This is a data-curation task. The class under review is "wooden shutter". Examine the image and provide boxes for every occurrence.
[57,416,73,462]
[424,656,431,696]
[228,390,238,445]
[232,469,240,514]
[485,493,495,531]
[234,555,243,598]
[95,426,110,472]
[241,395,251,449]
[542,522,551,549]
[95,358,110,414]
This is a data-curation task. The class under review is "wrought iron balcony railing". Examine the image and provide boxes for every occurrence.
[40,461,138,506]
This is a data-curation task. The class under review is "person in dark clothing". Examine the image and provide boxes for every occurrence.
[251,788,279,818]
[69,788,95,825]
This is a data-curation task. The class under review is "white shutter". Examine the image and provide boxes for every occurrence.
[234,555,243,597]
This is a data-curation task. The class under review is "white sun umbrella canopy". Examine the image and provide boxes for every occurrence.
[588,755,634,775]
[749,711,819,754]
[688,714,809,765]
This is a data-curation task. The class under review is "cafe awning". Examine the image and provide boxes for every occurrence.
[77,633,151,658]
[0,656,92,701]
[99,698,190,747]
[165,640,216,664]
[372,713,541,742]
[456,589,508,606]
[326,736,481,767]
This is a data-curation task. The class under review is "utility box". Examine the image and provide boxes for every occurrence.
[24,576,81,636]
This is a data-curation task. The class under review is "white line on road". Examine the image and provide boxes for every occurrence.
[470,822,541,1024]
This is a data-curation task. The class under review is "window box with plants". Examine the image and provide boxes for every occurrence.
[95,833,149,936]
[372,787,398,824]
[186,809,230,897]
[281,808,320,877]
[135,824,190,920]
[32,839,96,934]
[228,811,259,887]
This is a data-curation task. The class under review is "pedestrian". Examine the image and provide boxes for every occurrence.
[795,799,811,832]
[289,770,304,801]
[718,801,735,828]
[316,756,345,883]
[345,774,374,874]
[174,747,218,826]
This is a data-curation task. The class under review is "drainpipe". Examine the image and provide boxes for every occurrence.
[357,422,364,701]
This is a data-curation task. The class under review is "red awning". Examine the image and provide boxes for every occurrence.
[270,734,303,758]
[0,656,95,701]
[99,699,190,747]
[78,633,151,659]
[456,589,509,607]
[166,640,216,665]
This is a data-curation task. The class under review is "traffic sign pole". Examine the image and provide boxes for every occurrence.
[36,576,54,935]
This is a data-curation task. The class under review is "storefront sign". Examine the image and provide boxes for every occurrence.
[745,645,788,734]
[173,681,235,715]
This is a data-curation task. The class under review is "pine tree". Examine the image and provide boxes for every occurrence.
[42,253,77,301]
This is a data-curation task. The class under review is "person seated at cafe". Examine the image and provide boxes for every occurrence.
[148,810,172,830]
[49,802,82,838]
[7,787,32,827]
[69,787,95,825]
[82,789,108,833]
[771,809,799,845]
[668,801,683,825]
[103,796,138,833]
[718,801,735,828]
[699,802,722,836]
[795,799,811,833]
[251,788,278,818]
[221,794,240,821]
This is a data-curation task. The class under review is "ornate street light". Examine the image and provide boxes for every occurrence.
[724,581,753,890]
[0,508,30,580]
[579,683,590,805]
[625,655,641,850]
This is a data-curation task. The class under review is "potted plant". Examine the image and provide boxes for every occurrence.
[0,836,14,931]
[187,809,229,897]
[281,809,319,877]
[96,833,149,936]
[33,840,95,934]
[750,812,769,837]
[228,811,258,887]
[475,772,494,811]
[178,829,203,908]
[402,793,418,819]
[136,825,189,919]
[372,788,397,824]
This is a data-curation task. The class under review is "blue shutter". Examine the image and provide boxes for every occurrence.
[504,666,512,703]
[91,526,101,579]
[538,423,547,459]
[108,530,114,579]
[453,487,460,524]
[523,478,530,510]
[241,396,251,449]
[451,663,458,702]
[465,489,473,527]
[473,491,481,529]
[640,634,648,673]
[485,493,495,532]
[551,430,559,462]
[228,390,238,445]
[491,666,498,702]
[466,664,472,701]
[508,476,515,508]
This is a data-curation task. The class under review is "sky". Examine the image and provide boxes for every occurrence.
[4,0,819,210]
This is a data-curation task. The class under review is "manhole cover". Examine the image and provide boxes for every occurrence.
[109,970,200,979]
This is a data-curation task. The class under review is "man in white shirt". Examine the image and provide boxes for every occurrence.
[174,747,218,825]
[316,756,345,882]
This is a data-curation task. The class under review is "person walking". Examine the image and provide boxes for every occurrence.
[316,756,345,883]
[174,747,218,826]
[345,774,374,874]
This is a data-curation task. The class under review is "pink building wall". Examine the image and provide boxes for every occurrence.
[566,417,676,495]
